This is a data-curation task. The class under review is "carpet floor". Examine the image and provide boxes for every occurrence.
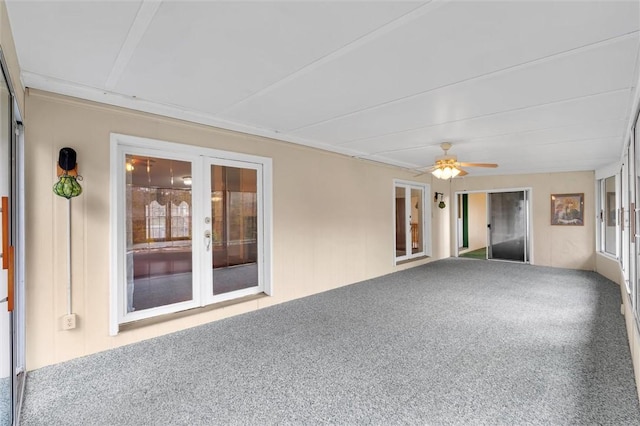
[20,258,640,425]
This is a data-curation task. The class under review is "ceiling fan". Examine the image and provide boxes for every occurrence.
[423,142,498,179]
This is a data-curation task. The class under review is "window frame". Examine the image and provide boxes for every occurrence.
[596,174,619,259]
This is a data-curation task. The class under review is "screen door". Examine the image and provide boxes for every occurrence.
[487,190,529,263]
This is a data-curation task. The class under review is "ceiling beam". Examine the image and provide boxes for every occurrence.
[104,0,162,90]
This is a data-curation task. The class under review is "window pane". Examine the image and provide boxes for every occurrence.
[211,165,258,295]
[395,186,407,257]
[411,188,423,254]
[604,176,616,255]
[0,57,12,425]
[488,191,526,262]
[125,155,193,312]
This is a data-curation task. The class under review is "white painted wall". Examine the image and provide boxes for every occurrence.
[467,192,487,252]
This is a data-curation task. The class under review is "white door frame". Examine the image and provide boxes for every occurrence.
[393,179,431,263]
[454,187,533,264]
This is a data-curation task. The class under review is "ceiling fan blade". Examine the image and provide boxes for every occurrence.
[458,162,498,168]
[457,168,468,177]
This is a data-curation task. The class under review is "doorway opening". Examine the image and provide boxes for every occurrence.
[455,189,532,264]
[394,180,431,263]
[457,192,487,259]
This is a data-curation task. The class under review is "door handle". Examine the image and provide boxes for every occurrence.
[204,230,211,251]
[632,203,637,240]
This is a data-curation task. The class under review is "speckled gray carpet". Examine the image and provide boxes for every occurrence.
[20,259,640,425]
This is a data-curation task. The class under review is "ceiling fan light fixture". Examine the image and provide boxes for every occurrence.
[426,142,497,180]
[441,166,453,180]
[431,164,462,180]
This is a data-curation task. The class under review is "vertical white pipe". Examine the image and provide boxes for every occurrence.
[67,197,71,315]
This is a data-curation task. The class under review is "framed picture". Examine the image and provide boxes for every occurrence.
[551,193,584,226]
[606,192,616,226]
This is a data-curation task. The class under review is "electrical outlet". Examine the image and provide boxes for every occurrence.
[62,313,77,330]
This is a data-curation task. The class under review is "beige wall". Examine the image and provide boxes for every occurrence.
[24,90,445,370]
[431,179,451,260]
[467,192,487,251]
[451,172,595,270]
[23,90,599,369]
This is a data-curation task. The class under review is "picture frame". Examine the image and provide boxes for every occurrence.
[606,192,616,226]
[551,193,584,226]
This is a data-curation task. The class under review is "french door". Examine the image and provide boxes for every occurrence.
[112,135,271,333]
[394,180,430,263]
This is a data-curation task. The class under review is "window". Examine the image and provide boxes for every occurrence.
[146,199,167,240]
[634,116,640,315]
[598,175,618,257]
[171,201,190,239]
[110,134,272,334]
[394,180,431,263]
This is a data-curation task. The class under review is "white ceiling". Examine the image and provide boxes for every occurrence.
[6,1,640,177]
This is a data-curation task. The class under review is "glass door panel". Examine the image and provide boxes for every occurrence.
[0,63,11,425]
[411,188,423,254]
[210,164,259,296]
[488,191,528,262]
[604,176,617,255]
[125,155,194,312]
[395,182,428,262]
[395,186,407,257]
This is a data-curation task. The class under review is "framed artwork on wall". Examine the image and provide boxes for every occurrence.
[551,193,584,226]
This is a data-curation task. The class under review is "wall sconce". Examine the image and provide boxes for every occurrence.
[53,147,82,330]
[434,192,446,209]
[53,147,82,199]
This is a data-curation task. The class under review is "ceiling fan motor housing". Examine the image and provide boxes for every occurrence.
[435,155,457,166]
